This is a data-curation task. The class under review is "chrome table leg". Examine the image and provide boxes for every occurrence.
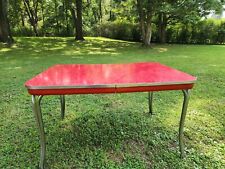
[148,92,153,114]
[179,89,190,158]
[32,95,46,169]
[60,95,65,119]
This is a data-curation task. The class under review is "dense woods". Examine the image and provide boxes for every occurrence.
[1,0,225,45]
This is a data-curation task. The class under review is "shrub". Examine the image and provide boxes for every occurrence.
[11,26,34,37]
[166,19,225,44]
[217,22,225,44]
[92,21,141,42]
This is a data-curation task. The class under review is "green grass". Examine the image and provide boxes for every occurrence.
[0,37,224,169]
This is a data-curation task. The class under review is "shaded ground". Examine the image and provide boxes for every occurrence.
[0,37,224,168]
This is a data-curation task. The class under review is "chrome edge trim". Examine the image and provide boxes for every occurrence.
[25,80,197,90]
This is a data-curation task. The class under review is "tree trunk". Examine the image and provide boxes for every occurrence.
[41,0,45,36]
[144,23,152,46]
[143,11,152,46]
[137,0,144,43]
[21,11,25,26]
[0,0,13,44]
[32,23,38,36]
[93,10,98,23]
[99,0,102,22]
[137,0,152,47]
[64,0,70,36]
[158,13,167,43]
[75,0,84,40]
[54,0,60,35]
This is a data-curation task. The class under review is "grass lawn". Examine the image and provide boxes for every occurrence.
[0,37,224,169]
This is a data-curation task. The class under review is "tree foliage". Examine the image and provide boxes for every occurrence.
[2,0,225,45]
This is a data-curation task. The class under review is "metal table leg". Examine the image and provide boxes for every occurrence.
[32,95,46,169]
[179,89,190,158]
[60,95,65,119]
[148,92,153,114]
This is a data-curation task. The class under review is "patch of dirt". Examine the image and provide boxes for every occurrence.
[124,139,152,168]
[107,149,125,164]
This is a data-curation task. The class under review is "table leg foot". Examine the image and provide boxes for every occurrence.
[32,95,46,169]
[60,95,65,119]
[148,92,153,115]
[179,89,190,158]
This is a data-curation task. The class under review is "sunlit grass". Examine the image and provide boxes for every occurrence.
[0,37,224,168]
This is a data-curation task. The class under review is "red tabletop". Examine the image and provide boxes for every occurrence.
[25,62,197,95]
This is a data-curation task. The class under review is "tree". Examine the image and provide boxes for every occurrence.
[8,0,23,28]
[156,0,225,43]
[0,0,13,44]
[136,0,160,46]
[70,0,84,40]
[136,0,224,45]
[23,0,40,36]
[109,0,136,22]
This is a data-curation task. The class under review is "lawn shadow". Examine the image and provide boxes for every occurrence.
[45,101,218,168]
[46,109,166,167]
[0,37,139,59]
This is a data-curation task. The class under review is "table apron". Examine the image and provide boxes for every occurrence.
[28,83,194,95]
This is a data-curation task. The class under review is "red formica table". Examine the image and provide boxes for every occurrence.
[25,62,197,168]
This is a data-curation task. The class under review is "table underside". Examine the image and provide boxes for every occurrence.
[31,89,191,169]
